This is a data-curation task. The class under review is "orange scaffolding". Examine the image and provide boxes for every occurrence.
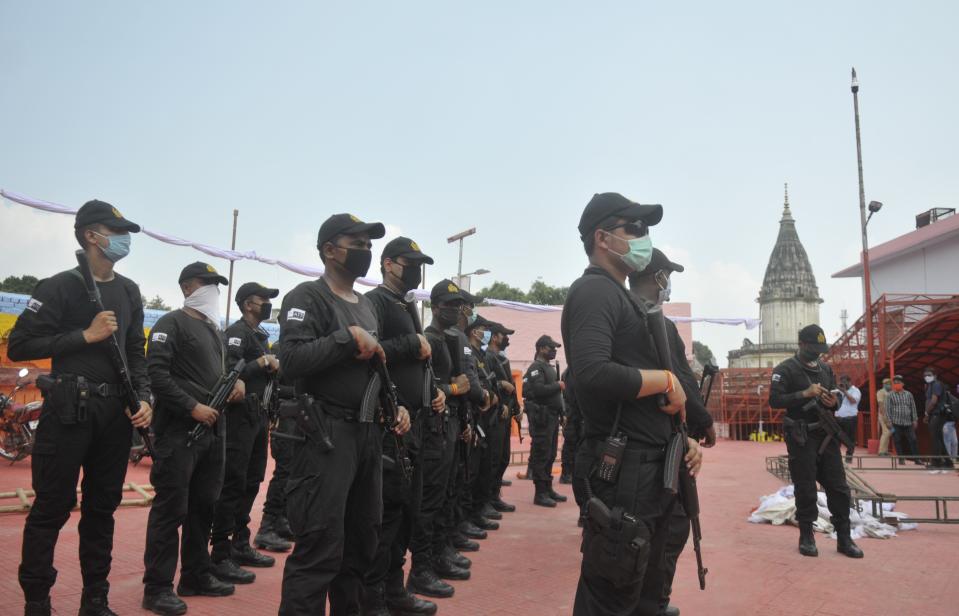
[709,293,959,444]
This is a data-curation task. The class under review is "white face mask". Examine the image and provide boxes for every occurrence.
[924,375,935,384]
[184,284,222,329]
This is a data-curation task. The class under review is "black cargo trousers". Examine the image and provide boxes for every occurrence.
[279,415,382,616]
[572,440,676,616]
[20,392,132,602]
[211,400,269,559]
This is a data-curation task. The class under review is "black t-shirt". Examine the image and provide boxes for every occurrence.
[278,278,378,410]
[225,319,271,400]
[147,309,225,435]
[8,268,150,401]
[561,266,671,447]
[366,286,426,409]
[523,359,563,412]
[769,354,838,420]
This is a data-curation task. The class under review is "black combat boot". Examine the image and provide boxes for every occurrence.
[407,568,455,599]
[659,603,681,616]
[480,502,503,520]
[386,584,439,615]
[176,572,235,597]
[361,582,391,616]
[255,516,293,552]
[433,556,471,581]
[442,544,472,569]
[499,479,512,487]
[275,515,294,541]
[471,514,499,531]
[23,597,51,616]
[457,520,488,539]
[559,473,573,485]
[548,481,568,502]
[78,584,118,616]
[451,534,480,552]
[231,542,276,567]
[490,494,516,512]
[534,481,557,507]
[211,557,256,584]
[142,590,187,616]
[798,523,818,557]
[836,527,864,558]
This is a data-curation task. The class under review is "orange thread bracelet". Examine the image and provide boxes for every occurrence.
[664,371,675,394]
[451,383,459,395]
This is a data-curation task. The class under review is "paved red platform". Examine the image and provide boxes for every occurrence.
[1,440,957,615]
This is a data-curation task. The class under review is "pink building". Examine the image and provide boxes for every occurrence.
[473,302,693,373]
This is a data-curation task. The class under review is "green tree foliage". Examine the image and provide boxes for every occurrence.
[476,281,528,302]
[692,340,716,366]
[526,280,569,305]
[476,280,569,306]
[143,294,172,310]
[0,275,39,294]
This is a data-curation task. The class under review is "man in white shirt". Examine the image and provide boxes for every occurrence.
[835,375,861,463]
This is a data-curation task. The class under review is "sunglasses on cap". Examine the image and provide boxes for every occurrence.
[603,221,649,238]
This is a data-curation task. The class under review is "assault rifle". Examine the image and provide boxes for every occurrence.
[188,359,245,446]
[802,398,856,455]
[444,327,474,479]
[75,250,155,459]
[648,305,708,591]
[366,356,413,484]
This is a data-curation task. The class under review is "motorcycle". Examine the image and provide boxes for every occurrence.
[0,368,43,462]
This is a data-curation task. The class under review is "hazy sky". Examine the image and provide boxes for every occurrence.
[2,1,957,365]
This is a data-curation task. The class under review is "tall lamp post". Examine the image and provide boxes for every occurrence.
[851,68,880,443]
[447,227,477,280]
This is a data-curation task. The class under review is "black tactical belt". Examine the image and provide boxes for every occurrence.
[87,382,125,397]
[589,439,666,463]
[319,403,360,422]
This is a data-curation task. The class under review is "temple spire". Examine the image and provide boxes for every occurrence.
[781,182,793,221]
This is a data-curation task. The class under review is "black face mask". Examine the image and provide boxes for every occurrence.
[397,263,422,291]
[501,336,510,350]
[546,348,557,361]
[799,348,819,363]
[339,247,372,278]
[258,302,273,321]
[436,306,460,327]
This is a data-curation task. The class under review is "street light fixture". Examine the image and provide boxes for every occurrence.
[852,67,880,443]
[447,227,477,279]
[462,268,490,277]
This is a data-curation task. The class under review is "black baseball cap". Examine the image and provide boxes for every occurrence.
[466,314,494,334]
[798,324,829,353]
[234,282,279,306]
[490,322,515,335]
[535,334,561,349]
[578,193,663,241]
[431,279,465,304]
[316,213,386,249]
[459,289,484,305]
[74,199,141,233]
[178,261,229,286]
[381,237,434,265]
[646,249,685,274]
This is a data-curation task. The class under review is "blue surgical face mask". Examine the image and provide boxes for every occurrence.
[607,232,653,272]
[481,330,492,345]
[465,310,477,326]
[93,231,131,263]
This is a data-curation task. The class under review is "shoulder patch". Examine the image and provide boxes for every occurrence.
[228,337,242,347]
[26,298,43,313]
[287,308,306,322]
[530,369,540,377]
[771,373,782,382]
[463,347,472,356]
[151,332,168,343]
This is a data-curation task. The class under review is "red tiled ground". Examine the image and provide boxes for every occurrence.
[1,440,957,615]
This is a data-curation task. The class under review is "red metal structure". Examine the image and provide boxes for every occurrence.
[709,293,959,445]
